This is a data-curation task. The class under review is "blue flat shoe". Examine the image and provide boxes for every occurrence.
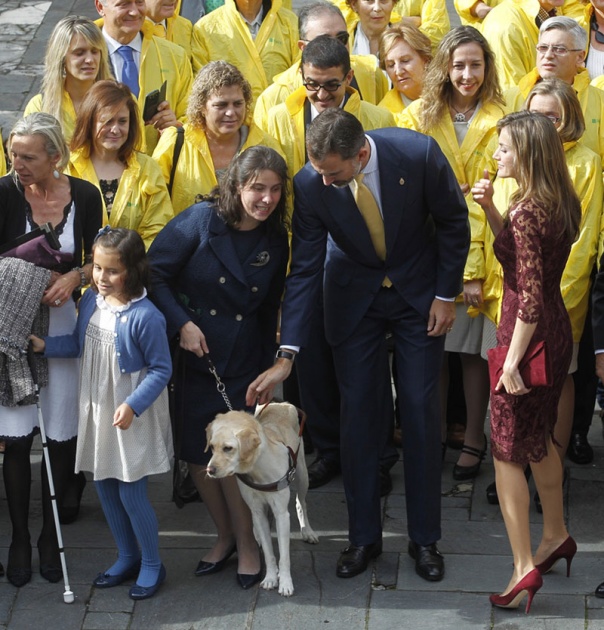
[93,560,141,588]
[129,564,166,600]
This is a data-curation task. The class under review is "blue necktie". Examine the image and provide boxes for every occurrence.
[117,45,139,98]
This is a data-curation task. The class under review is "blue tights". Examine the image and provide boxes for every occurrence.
[94,477,161,587]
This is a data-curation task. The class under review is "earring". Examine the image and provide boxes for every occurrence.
[53,169,60,179]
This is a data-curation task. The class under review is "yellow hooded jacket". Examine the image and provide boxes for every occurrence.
[261,85,395,178]
[152,123,285,215]
[191,0,299,104]
[67,148,174,250]
[25,91,78,144]
[400,99,505,307]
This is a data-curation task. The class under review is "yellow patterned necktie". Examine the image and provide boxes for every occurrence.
[352,174,391,287]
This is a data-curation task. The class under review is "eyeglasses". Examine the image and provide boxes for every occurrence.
[536,44,583,56]
[302,76,344,92]
[301,31,350,47]
[544,115,561,124]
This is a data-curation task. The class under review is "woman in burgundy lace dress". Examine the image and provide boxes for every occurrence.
[472,111,581,613]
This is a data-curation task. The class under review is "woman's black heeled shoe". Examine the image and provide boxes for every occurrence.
[237,571,262,590]
[453,435,487,481]
[7,542,32,587]
[195,544,237,576]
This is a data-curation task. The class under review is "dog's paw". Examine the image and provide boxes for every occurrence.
[261,573,278,590]
[278,576,294,597]
[301,527,319,544]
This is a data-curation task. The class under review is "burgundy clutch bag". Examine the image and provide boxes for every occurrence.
[487,340,552,393]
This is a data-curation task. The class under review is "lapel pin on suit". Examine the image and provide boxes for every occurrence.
[251,251,270,267]
[399,178,405,185]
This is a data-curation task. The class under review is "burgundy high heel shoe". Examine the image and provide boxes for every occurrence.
[490,568,543,614]
[535,536,577,576]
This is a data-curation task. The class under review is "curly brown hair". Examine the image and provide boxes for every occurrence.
[187,61,253,130]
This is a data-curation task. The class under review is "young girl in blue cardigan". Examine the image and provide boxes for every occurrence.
[32,227,172,600]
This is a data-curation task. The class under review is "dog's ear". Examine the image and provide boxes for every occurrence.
[235,426,261,466]
[204,422,214,453]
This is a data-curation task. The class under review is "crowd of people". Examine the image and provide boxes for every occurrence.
[1,0,604,612]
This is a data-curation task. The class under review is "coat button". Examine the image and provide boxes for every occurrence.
[117,352,121,357]
[219,277,226,284]
[210,309,217,316]
[121,369,126,373]
[251,286,258,292]
[235,314,243,321]
[121,315,127,323]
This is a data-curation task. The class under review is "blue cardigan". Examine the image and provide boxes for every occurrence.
[44,289,172,416]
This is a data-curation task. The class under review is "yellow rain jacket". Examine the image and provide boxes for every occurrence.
[67,149,173,249]
[507,68,604,162]
[0,148,5,177]
[378,88,410,118]
[254,55,389,125]
[481,0,584,91]
[454,0,502,27]
[481,142,602,339]
[96,19,193,155]
[152,123,284,215]
[400,100,504,308]
[191,0,299,104]
[261,85,395,178]
[146,14,193,60]
[25,91,78,144]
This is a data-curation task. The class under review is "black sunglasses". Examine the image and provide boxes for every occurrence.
[591,15,604,44]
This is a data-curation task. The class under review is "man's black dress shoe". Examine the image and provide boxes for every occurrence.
[307,457,340,489]
[567,432,594,465]
[379,467,393,496]
[336,541,382,578]
[408,542,444,581]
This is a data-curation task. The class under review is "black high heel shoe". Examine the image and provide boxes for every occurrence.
[195,544,237,576]
[453,435,487,481]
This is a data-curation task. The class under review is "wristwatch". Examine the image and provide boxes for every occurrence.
[276,349,296,361]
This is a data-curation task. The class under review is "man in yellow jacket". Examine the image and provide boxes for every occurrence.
[145,0,194,61]
[95,0,193,155]
[254,1,388,123]
[481,0,583,91]
[505,17,604,162]
[258,35,395,179]
[191,0,299,104]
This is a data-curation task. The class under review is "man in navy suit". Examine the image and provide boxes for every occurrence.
[247,109,469,580]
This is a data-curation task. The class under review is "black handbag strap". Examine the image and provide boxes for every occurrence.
[168,126,185,196]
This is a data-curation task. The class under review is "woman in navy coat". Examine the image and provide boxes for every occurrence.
[148,146,289,589]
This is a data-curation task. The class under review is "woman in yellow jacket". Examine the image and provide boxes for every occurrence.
[477,79,603,474]
[400,25,505,480]
[378,23,432,118]
[153,62,284,216]
[24,16,112,144]
[68,81,173,250]
[333,0,449,51]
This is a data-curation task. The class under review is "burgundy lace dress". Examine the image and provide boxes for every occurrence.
[490,200,572,464]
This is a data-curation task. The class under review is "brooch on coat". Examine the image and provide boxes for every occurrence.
[251,251,270,267]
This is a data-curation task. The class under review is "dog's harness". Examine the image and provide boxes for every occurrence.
[236,407,307,493]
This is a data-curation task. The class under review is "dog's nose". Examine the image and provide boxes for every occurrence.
[206,465,216,476]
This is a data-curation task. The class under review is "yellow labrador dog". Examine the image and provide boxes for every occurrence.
[205,402,319,596]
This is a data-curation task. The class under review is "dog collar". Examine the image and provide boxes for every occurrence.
[236,445,298,492]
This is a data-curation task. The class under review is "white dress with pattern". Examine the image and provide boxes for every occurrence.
[75,296,172,482]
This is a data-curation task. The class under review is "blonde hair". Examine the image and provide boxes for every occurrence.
[379,23,432,71]
[499,111,580,242]
[41,17,112,134]
[9,113,70,172]
[419,26,503,132]
[524,78,585,144]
